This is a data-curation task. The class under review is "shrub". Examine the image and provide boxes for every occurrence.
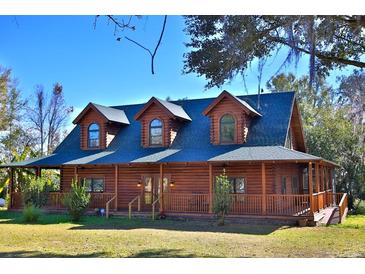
[213,169,232,226]
[63,180,90,221]
[22,176,50,208]
[22,204,41,222]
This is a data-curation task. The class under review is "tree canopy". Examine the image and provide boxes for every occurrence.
[184,16,365,89]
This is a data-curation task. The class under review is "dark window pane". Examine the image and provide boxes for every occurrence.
[292,176,298,194]
[92,179,104,192]
[281,177,287,194]
[220,114,235,143]
[83,179,92,192]
[88,123,100,148]
[228,177,245,194]
[150,119,163,145]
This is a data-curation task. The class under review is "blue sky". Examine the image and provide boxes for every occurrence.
[0,15,350,124]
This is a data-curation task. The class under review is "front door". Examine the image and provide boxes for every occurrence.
[142,175,169,210]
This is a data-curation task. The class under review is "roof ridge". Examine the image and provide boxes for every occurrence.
[109,91,295,109]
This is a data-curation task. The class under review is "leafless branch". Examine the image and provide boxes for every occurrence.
[97,15,167,74]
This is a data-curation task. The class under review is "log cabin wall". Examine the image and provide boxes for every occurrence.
[79,108,108,150]
[60,162,306,210]
[61,165,116,193]
[106,122,121,147]
[206,97,250,145]
[274,163,303,194]
[212,163,275,194]
[138,103,172,147]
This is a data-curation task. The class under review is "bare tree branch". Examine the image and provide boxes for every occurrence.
[98,15,168,74]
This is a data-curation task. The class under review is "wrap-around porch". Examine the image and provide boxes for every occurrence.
[6,160,348,222]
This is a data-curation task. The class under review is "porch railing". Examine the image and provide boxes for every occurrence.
[163,193,209,213]
[266,194,311,216]
[11,192,115,210]
[229,194,262,215]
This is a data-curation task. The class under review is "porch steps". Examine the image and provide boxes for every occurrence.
[315,206,343,226]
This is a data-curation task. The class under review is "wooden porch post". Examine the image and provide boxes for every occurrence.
[35,167,41,178]
[315,162,320,193]
[208,163,213,214]
[114,165,118,210]
[74,166,78,183]
[9,168,14,209]
[261,162,267,215]
[159,163,164,213]
[308,162,314,215]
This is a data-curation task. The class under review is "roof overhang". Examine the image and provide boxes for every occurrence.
[72,103,130,125]
[134,97,191,121]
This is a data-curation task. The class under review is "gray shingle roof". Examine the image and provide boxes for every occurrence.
[232,94,262,116]
[208,146,321,162]
[1,91,334,168]
[155,98,192,121]
[92,103,130,124]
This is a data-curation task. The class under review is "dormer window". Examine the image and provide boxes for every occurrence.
[88,123,100,148]
[134,97,191,148]
[220,114,235,143]
[203,91,261,145]
[150,119,163,146]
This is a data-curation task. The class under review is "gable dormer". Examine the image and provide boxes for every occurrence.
[203,91,261,145]
[134,97,191,148]
[73,103,129,150]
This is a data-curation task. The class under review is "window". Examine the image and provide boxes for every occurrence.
[281,176,287,194]
[150,119,163,145]
[83,178,104,192]
[303,168,309,193]
[220,114,235,143]
[88,123,100,148]
[229,177,246,193]
[292,176,299,194]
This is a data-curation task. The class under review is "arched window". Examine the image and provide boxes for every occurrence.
[150,119,163,145]
[88,123,100,148]
[220,114,235,143]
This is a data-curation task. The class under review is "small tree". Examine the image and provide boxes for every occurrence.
[63,180,90,222]
[22,176,50,208]
[213,170,232,225]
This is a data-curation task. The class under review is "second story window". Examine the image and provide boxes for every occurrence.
[220,114,235,143]
[150,119,163,146]
[88,123,100,148]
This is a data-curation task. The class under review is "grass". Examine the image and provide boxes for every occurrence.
[0,210,364,258]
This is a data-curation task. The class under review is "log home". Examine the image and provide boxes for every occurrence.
[2,90,348,224]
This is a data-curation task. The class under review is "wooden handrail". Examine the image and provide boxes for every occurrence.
[338,193,348,223]
[105,194,117,219]
[152,196,161,220]
[128,195,141,220]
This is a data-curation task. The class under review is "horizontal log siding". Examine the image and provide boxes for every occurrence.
[138,103,172,147]
[117,164,159,209]
[212,163,275,194]
[61,165,115,193]
[274,164,303,194]
[79,108,108,150]
[207,97,250,145]
[165,163,210,194]
[58,162,306,212]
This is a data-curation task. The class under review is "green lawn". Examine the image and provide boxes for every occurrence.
[0,211,364,258]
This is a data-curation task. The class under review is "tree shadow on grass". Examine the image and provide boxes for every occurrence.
[0,250,108,258]
[127,248,222,258]
[69,217,288,235]
[0,210,288,235]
